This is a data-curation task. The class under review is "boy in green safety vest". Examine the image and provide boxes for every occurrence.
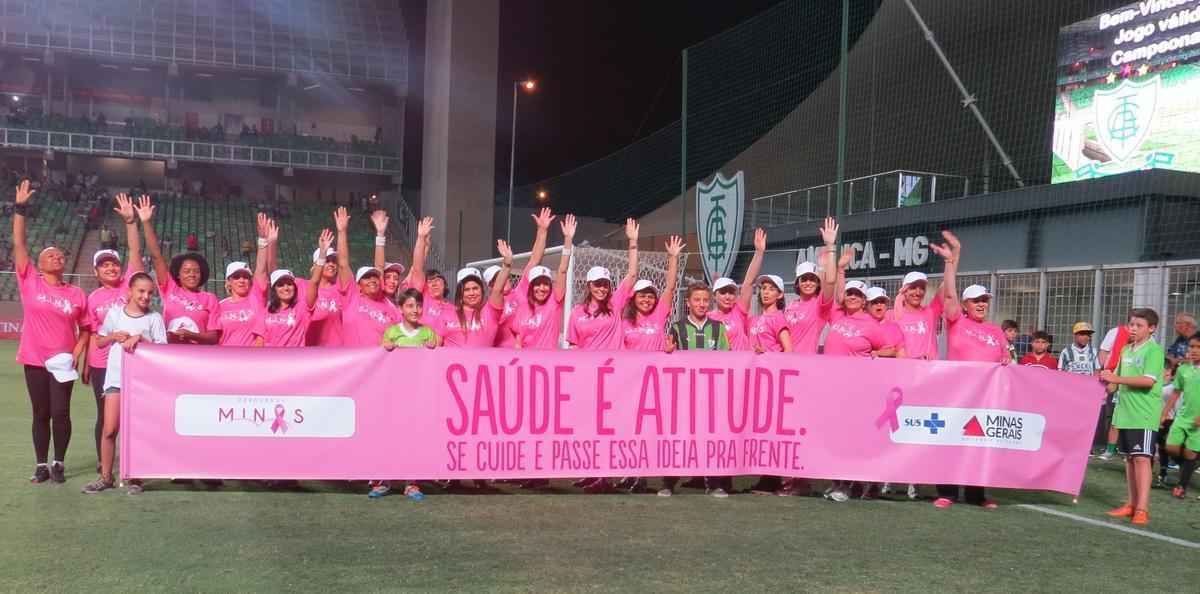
[665,282,731,497]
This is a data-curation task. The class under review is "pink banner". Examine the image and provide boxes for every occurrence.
[121,345,1103,495]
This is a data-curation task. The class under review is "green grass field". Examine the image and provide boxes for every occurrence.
[1,342,1197,592]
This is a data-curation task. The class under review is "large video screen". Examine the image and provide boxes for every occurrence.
[1052,0,1200,183]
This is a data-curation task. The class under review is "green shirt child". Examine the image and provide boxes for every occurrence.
[383,323,438,348]
[1112,339,1165,431]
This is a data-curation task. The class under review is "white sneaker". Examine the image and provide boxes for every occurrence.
[880,483,895,496]
[907,484,919,500]
[1097,451,1114,461]
[823,487,849,503]
[707,488,729,499]
[657,488,673,497]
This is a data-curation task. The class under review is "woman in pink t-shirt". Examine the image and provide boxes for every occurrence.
[748,275,792,354]
[490,208,555,347]
[615,236,682,495]
[253,231,329,347]
[864,287,906,358]
[745,273,794,496]
[567,218,640,353]
[329,207,402,347]
[140,197,219,345]
[200,215,274,347]
[889,270,947,361]
[785,217,839,355]
[11,179,91,483]
[709,228,766,351]
[514,214,576,351]
[372,211,434,306]
[440,240,512,348]
[83,193,145,467]
[568,218,639,493]
[933,231,1005,510]
[620,236,683,353]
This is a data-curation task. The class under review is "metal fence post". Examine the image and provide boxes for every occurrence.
[1037,269,1048,331]
[1091,266,1104,332]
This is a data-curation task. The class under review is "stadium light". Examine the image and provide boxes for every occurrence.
[10,96,18,103]
[506,77,540,243]
[536,189,548,201]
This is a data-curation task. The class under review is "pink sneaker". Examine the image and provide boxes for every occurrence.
[933,497,954,509]
[980,499,998,509]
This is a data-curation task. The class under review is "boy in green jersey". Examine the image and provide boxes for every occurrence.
[382,288,440,350]
[1162,334,1200,498]
[373,288,439,501]
[1099,308,1164,525]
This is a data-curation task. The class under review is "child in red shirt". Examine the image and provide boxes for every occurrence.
[1019,330,1058,370]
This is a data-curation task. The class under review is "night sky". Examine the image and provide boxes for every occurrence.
[400,0,784,197]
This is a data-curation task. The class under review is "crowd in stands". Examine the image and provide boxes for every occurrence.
[4,107,396,158]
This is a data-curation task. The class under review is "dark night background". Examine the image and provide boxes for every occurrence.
[399,0,785,194]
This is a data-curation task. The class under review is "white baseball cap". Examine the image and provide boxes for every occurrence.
[383,262,405,274]
[44,353,78,383]
[712,277,737,292]
[312,247,337,263]
[482,265,503,285]
[528,265,553,282]
[225,261,251,279]
[356,266,381,282]
[586,266,612,283]
[632,279,656,293]
[167,316,200,334]
[456,267,483,284]
[269,269,295,286]
[865,286,889,303]
[962,284,991,301]
[795,261,819,280]
[902,271,928,288]
[757,274,784,291]
[92,249,121,267]
[844,280,868,295]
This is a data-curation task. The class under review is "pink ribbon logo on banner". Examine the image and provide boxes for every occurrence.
[270,404,289,434]
[120,345,1103,495]
[875,387,904,432]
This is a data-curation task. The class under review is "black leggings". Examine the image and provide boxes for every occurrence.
[89,366,108,461]
[25,365,75,464]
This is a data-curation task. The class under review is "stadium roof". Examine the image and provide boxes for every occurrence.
[0,0,408,84]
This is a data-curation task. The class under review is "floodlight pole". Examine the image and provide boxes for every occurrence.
[505,82,519,243]
[835,0,849,215]
[903,0,1024,187]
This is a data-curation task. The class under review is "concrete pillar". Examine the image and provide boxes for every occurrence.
[420,0,499,271]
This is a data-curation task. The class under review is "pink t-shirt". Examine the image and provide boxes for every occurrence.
[85,268,135,369]
[622,301,671,352]
[709,302,751,351]
[15,263,90,367]
[301,279,345,347]
[878,319,906,351]
[892,297,944,359]
[785,294,833,355]
[160,275,219,333]
[513,294,564,350]
[823,308,888,357]
[212,292,265,347]
[946,313,1009,362]
[441,301,502,348]
[567,285,632,351]
[341,287,400,347]
[420,286,452,331]
[749,309,789,353]
[494,276,530,348]
[253,301,323,347]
